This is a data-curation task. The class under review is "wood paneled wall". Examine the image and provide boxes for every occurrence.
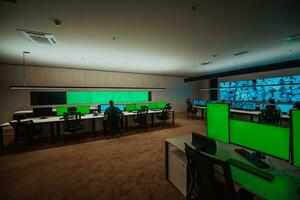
[0,64,205,122]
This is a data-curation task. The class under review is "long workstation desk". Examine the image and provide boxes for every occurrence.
[0,109,175,150]
[165,134,300,200]
[193,106,290,121]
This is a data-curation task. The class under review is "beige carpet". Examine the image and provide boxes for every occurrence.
[0,113,206,200]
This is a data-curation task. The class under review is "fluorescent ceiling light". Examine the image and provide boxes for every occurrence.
[9,85,166,91]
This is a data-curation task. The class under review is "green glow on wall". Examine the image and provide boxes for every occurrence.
[230,119,289,160]
[292,110,300,168]
[67,91,149,104]
[206,103,229,143]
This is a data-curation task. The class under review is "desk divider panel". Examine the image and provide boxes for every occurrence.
[291,110,300,168]
[206,103,230,143]
[230,119,290,160]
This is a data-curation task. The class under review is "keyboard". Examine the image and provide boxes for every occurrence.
[235,149,270,169]
[227,158,275,182]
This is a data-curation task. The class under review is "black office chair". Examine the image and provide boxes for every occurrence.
[157,107,171,128]
[134,106,148,132]
[10,117,42,148]
[63,112,83,142]
[260,109,281,125]
[185,143,254,200]
[187,102,197,120]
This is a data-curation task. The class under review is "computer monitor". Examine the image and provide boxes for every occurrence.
[291,110,300,168]
[99,104,125,112]
[135,103,147,110]
[230,119,290,160]
[148,102,158,110]
[191,132,216,155]
[126,103,136,111]
[56,106,68,116]
[206,103,230,143]
[277,104,292,114]
[33,107,53,117]
[231,101,256,111]
[157,101,166,109]
[260,103,268,110]
[99,104,110,112]
[193,100,206,106]
[76,106,90,114]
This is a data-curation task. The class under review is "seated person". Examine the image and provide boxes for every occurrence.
[186,98,197,119]
[104,100,122,137]
[265,98,276,110]
[294,101,300,110]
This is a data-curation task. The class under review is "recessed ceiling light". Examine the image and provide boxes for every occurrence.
[233,51,249,56]
[53,19,62,27]
[200,61,213,65]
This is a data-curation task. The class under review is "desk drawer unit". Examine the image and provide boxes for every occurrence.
[168,148,187,196]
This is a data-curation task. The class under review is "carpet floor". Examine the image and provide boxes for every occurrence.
[0,113,206,200]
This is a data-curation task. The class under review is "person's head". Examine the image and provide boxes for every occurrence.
[294,102,300,110]
[187,98,190,102]
[268,98,275,104]
[109,100,114,107]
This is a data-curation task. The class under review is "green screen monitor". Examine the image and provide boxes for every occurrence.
[76,105,90,114]
[230,119,290,160]
[126,103,136,111]
[136,103,147,110]
[157,101,166,109]
[206,103,230,143]
[291,110,300,167]
[148,102,158,110]
[56,106,68,116]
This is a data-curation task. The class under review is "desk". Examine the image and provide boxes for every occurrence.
[165,134,300,200]
[193,106,290,122]
[122,110,175,131]
[1,110,175,150]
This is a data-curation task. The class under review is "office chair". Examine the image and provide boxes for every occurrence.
[63,112,83,142]
[134,106,148,132]
[185,143,254,200]
[260,109,281,125]
[10,118,42,148]
[157,107,170,128]
[187,102,197,120]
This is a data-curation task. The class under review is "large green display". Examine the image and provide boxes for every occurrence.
[206,103,229,143]
[67,91,149,104]
[230,119,290,160]
[292,110,300,167]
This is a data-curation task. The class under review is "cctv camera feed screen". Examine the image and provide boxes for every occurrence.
[219,75,300,102]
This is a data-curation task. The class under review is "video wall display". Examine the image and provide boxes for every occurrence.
[219,75,300,102]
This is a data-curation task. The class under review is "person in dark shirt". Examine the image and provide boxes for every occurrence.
[265,98,276,110]
[294,102,300,110]
[104,100,122,137]
[186,98,197,119]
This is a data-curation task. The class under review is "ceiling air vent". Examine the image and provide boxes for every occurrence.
[282,33,300,43]
[17,29,57,45]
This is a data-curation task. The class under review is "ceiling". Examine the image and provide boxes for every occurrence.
[0,0,300,77]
